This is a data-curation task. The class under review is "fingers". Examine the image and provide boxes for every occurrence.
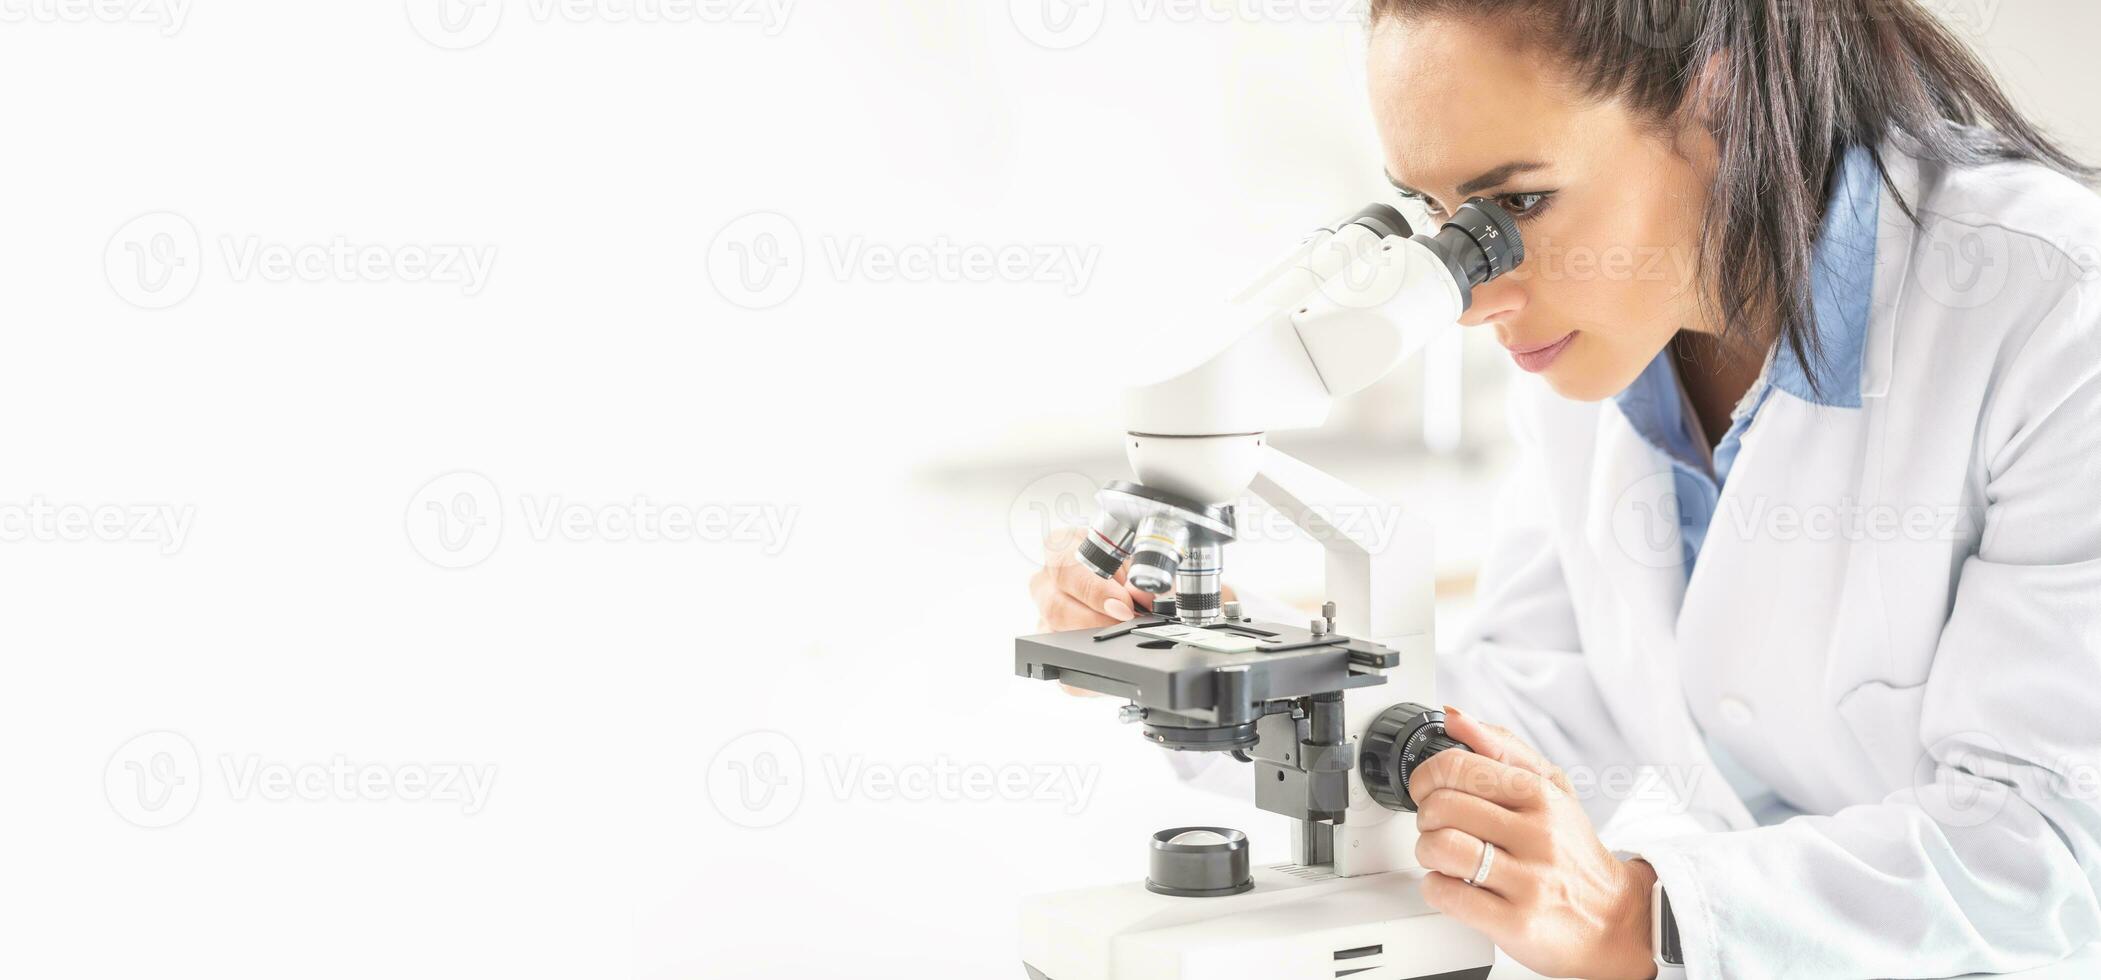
[1058,556,1135,621]
[1409,744,1549,812]
[1421,870,1515,934]
[1037,591,1115,632]
[1414,785,1526,849]
[1416,827,1486,884]
[1443,705,1574,795]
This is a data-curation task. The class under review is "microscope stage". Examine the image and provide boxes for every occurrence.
[1015,617,1399,717]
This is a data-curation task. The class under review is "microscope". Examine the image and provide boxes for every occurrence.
[1014,197,1525,980]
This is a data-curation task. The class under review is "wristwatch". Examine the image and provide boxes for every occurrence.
[1651,878,1685,969]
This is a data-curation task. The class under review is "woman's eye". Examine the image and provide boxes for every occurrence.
[1498,192,1552,217]
[1396,191,1446,218]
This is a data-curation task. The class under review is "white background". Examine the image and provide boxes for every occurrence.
[2,2,2095,978]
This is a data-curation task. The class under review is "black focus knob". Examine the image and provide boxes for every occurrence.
[1360,702,1472,813]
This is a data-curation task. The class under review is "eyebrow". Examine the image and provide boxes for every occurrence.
[1385,160,1550,201]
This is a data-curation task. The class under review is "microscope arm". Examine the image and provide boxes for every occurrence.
[1248,446,1435,670]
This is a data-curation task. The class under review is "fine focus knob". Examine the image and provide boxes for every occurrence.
[1360,702,1472,813]
[1145,826,1252,898]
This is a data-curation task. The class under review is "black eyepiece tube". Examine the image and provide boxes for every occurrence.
[1416,198,1526,311]
[1345,203,1414,240]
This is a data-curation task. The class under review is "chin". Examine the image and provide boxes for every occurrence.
[1536,361,1630,403]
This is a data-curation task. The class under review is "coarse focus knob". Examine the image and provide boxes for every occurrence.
[1359,702,1472,813]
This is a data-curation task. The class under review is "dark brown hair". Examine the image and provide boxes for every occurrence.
[1369,0,2094,389]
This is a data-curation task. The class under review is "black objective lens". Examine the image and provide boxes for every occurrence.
[1416,198,1525,311]
[1360,702,1473,813]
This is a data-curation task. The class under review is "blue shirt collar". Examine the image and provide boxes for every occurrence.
[1769,143,1881,408]
[1613,142,1882,458]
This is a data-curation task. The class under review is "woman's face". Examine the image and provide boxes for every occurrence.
[1367,15,1716,401]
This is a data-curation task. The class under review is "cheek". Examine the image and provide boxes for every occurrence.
[1520,228,1690,401]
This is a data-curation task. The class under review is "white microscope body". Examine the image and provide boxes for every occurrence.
[1014,200,1525,980]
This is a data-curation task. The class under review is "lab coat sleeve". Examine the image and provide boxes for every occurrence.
[1627,286,2101,979]
[1439,381,1641,824]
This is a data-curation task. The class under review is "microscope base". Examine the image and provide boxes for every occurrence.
[1019,865,1494,980]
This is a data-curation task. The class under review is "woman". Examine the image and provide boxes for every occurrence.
[1027,1,2101,977]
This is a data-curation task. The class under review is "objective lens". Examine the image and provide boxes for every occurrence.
[1077,512,1135,581]
[1127,514,1187,595]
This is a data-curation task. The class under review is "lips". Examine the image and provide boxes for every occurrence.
[1505,332,1577,373]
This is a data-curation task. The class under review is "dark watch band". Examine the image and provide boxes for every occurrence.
[1657,886,1685,967]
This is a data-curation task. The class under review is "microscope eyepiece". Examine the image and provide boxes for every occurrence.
[1417,198,1525,311]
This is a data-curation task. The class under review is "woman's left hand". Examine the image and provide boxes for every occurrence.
[1408,705,1659,980]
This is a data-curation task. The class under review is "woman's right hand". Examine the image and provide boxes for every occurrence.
[1028,527,1153,631]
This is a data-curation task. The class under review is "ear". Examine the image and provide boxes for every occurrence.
[1668,50,1728,184]
[1681,49,1731,134]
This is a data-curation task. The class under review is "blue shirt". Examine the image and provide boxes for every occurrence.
[1611,144,1882,578]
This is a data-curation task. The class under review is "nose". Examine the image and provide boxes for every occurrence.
[1457,272,1524,329]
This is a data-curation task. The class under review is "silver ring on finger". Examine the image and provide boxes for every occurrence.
[1466,839,1495,888]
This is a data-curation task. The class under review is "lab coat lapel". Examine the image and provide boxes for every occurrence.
[1582,412,1704,759]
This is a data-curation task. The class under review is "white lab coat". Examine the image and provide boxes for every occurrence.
[1438,147,2101,978]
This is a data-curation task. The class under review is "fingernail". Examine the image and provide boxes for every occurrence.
[1105,599,1134,621]
[1443,704,1462,717]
